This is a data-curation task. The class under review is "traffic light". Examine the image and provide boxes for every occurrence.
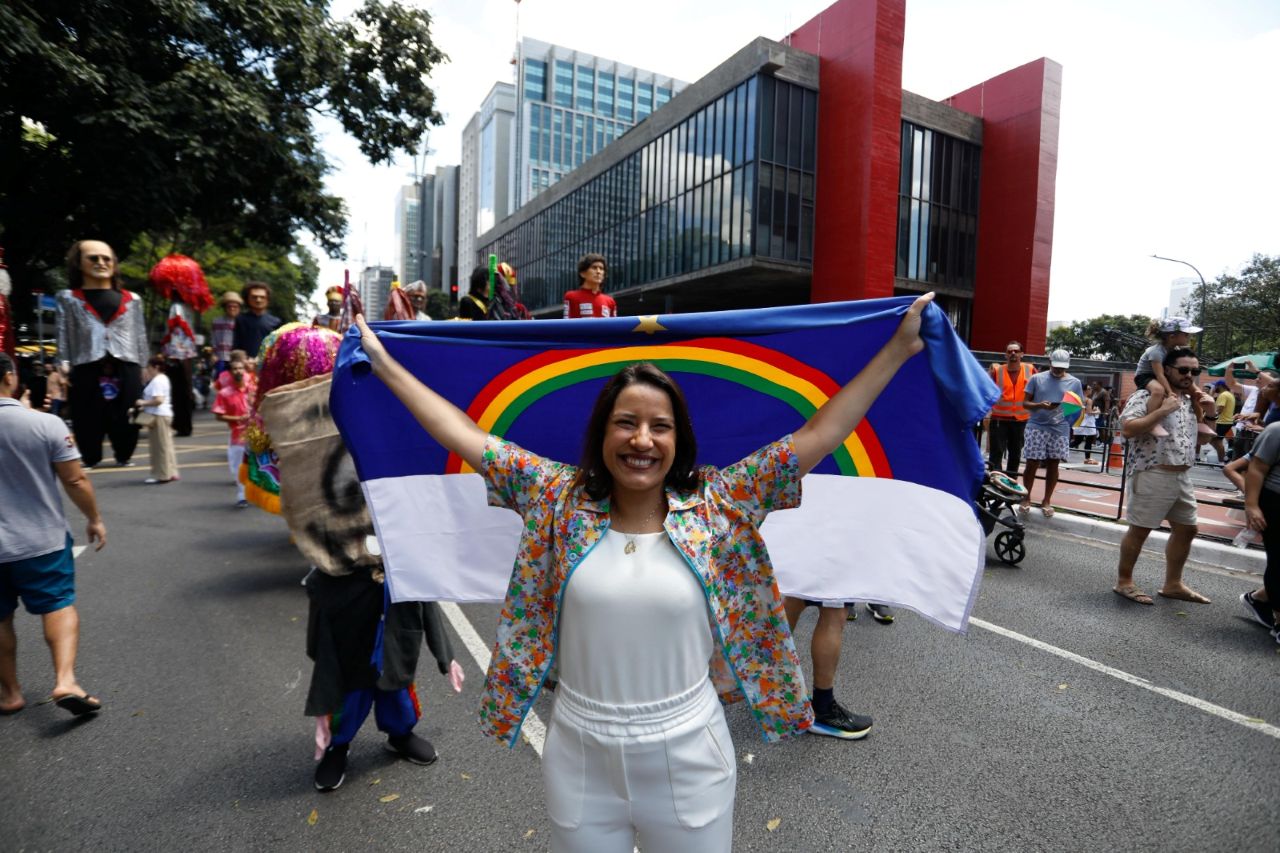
[450,283,458,302]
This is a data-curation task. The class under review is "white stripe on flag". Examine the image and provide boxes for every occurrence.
[365,472,984,631]
[763,474,984,631]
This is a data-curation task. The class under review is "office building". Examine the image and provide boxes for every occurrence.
[359,265,396,321]
[398,166,460,294]
[476,0,1062,352]
[459,42,687,287]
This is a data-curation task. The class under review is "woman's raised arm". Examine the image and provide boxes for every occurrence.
[354,314,488,469]
[792,293,934,476]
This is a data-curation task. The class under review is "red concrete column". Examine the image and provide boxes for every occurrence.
[945,59,1062,355]
[786,0,906,303]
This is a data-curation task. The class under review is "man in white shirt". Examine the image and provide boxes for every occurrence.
[0,352,107,716]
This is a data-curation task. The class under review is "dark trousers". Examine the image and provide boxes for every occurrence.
[1262,489,1280,611]
[1071,433,1098,459]
[988,418,1026,476]
[68,359,142,468]
[167,358,194,436]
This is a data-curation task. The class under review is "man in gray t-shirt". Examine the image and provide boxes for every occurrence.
[1019,349,1083,518]
[0,352,108,716]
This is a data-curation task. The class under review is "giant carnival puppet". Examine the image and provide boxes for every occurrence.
[238,287,462,792]
[56,240,150,468]
[148,254,214,436]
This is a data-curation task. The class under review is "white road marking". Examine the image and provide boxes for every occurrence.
[440,601,548,757]
[970,617,1280,740]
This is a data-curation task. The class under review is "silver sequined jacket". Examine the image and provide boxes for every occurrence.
[56,289,149,367]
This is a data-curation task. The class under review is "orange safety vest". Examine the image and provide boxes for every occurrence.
[990,363,1034,421]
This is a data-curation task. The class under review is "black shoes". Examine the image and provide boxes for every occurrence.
[314,743,349,792]
[809,700,873,740]
[385,732,438,766]
[866,603,895,624]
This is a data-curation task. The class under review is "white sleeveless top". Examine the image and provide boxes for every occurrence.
[558,530,714,704]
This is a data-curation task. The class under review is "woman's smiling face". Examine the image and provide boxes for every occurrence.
[602,383,677,498]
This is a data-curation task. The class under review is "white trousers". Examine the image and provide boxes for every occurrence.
[227,443,246,501]
[543,677,736,853]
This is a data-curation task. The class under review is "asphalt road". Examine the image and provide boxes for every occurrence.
[3,413,1277,852]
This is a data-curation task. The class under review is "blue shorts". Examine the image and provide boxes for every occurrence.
[0,534,76,617]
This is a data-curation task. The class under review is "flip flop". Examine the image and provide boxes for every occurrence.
[1158,589,1211,604]
[1018,502,1032,517]
[1040,505,1055,518]
[1114,586,1154,605]
[53,694,103,716]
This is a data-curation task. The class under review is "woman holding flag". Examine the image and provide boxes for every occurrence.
[352,292,933,853]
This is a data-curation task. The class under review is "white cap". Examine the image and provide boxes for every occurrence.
[1158,317,1202,334]
[1049,349,1071,368]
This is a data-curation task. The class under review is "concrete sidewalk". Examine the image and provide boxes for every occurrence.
[1018,506,1265,575]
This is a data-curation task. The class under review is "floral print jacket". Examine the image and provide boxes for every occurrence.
[478,433,814,747]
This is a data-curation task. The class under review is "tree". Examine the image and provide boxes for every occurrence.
[0,0,446,309]
[1046,314,1152,362]
[1186,254,1280,361]
[426,289,455,320]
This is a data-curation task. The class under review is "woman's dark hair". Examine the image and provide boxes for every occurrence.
[65,240,123,290]
[147,355,168,371]
[576,362,698,500]
[469,266,490,293]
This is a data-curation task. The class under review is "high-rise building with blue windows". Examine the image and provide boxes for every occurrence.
[459,39,685,287]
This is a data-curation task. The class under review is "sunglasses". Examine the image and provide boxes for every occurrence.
[84,254,114,264]
[1172,367,1202,376]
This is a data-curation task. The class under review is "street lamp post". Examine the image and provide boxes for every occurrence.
[1151,254,1207,356]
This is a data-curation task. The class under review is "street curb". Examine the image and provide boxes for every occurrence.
[1023,509,1265,575]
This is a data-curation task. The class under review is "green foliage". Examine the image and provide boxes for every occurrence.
[1186,254,1280,361]
[426,289,455,320]
[1046,314,1153,362]
[0,0,447,304]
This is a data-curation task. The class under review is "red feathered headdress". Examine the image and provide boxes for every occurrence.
[149,254,214,313]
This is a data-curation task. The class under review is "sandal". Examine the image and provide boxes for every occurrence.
[1113,586,1154,605]
[1018,502,1032,517]
[1040,505,1055,518]
[1158,587,1211,604]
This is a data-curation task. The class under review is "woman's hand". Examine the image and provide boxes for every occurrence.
[887,292,934,360]
[354,313,391,374]
[1246,505,1266,532]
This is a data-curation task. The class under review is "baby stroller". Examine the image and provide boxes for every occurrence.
[976,471,1028,565]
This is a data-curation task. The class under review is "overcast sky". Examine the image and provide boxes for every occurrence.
[307,0,1280,328]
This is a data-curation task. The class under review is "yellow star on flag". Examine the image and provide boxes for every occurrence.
[632,315,668,335]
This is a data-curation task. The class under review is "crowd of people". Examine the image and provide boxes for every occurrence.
[979,323,1279,644]
[2,241,1276,851]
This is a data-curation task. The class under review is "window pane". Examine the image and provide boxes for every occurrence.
[788,86,802,168]
[524,59,547,102]
[637,81,653,119]
[757,164,772,256]
[802,88,818,171]
[745,77,757,163]
[576,66,594,112]
[774,82,789,166]
[618,76,634,122]
[598,71,614,118]
[713,97,725,176]
[759,76,775,162]
[657,86,672,108]
[554,61,573,108]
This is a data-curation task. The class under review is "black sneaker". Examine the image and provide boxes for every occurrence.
[314,743,349,791]
[866,603,895,624]
[808,700,873,740]
[385,732,438,766]
[1240,591,1274,630]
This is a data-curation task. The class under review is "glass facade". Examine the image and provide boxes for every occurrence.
[895,120,980,291]
[483,74,818,313]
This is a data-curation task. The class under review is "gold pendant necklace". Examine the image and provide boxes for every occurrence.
[622,504,662,555]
